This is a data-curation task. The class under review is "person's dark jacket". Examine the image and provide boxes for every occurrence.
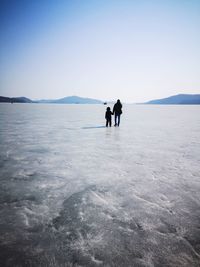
[105,110,113,120]
[113,102,122,115]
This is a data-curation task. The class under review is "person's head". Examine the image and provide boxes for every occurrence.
[117,99,120,103]
[107,107,111,111]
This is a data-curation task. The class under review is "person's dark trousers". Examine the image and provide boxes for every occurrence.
[115,114,121,126]
[106,119,111,127]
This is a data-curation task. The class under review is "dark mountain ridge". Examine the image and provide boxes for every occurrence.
[0,96,33,103]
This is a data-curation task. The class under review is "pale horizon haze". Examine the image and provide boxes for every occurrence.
[0,0,200,103]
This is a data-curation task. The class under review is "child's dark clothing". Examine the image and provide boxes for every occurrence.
[105,107,113,127]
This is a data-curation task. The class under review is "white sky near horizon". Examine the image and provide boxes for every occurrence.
[0,0,200,103]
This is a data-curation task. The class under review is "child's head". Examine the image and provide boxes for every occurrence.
[107,107,111,111]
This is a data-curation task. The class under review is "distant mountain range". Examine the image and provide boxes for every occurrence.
[1,94,200,105]
[0,95,103,104]
[37,96,103,104]
[145,94,200,104]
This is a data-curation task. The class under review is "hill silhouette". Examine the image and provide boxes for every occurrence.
[0,96,33,103]
[145,94,200,104]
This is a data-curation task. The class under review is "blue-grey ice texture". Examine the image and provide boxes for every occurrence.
[0,103,200,267]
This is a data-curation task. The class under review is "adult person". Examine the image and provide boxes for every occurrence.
[113,99,122,126]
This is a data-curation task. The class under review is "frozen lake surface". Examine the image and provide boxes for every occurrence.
[0,103,200,267]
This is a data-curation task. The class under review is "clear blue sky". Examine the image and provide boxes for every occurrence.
[0,0,200,102]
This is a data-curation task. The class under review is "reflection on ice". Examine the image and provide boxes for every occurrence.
[0,104,200,266]
[82,126,106,129]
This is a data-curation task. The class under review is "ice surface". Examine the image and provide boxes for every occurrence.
[0,103,200,266]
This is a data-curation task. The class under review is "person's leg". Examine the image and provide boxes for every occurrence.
[114,114,117,126]
[109,119,112,127]
[118,115,121,126]
[106,120,108,127]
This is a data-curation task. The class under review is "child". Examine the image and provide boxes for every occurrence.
[105,107,113,127]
